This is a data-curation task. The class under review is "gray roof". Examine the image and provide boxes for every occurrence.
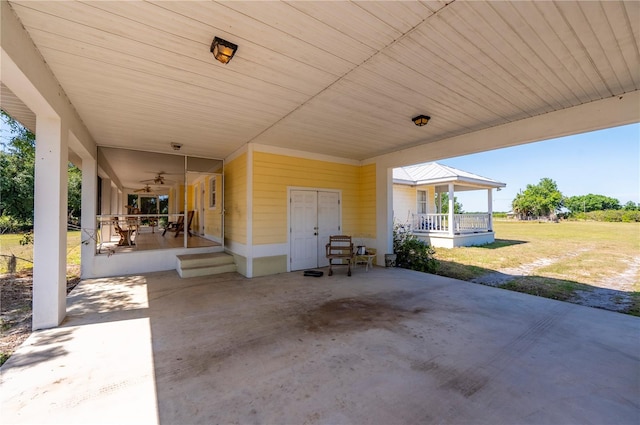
[393,162,506,190]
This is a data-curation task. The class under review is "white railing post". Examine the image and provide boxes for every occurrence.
[488,189,493,231]
[448,183,455,236]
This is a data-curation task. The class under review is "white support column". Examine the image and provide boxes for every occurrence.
[375,164,393,266]
[32,117,68,330]
[487,189,493,231]
[448,183,455,236]
[80,156,97,278]
[100,178,112,243]
[110,182,118,214]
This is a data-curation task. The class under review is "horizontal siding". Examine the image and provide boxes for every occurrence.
[358,164,377,238]
[393,185,417,223]
[224,154,247,245]
[253,152,362,245]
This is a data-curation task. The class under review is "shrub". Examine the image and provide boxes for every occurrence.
[393,224,438,273]
[0,215,31,234]
[570,210,640,222]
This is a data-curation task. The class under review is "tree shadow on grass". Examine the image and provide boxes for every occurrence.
[474,239,528,249]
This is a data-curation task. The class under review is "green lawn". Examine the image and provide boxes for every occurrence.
[0,231,82,277]
[433,220,640,314]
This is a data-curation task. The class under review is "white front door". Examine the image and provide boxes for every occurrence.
[290,190,341,271]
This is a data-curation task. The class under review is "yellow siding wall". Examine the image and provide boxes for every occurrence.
[252,152,376,245]
[358,164,376,238]
[224,154,247,245]
[168,187,188,214]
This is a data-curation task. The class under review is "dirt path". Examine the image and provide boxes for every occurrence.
[471,248,590,287]
[471,251,639,313]
[570,256,640,312]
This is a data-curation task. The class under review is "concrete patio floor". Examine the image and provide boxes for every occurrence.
[1,267,639,424]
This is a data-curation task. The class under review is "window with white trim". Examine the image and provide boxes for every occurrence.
[209,176,217,209]
[417,190,427,214]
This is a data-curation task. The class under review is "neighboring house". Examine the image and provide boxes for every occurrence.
[393,163,506,248]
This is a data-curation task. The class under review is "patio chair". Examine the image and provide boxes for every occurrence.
[162,211,194,238]
[325,235,355,276]
[112,217,135,246]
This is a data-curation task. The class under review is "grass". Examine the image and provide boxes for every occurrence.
[433,220,640,314]
[0,231,82,276]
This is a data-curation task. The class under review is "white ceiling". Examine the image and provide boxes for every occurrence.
[3,1,639,162]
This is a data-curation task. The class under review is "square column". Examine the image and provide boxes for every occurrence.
[375,164,393,266]
[32,116,68,330]
[80,156,97,278]
[448,183,455,236]
[487,189,493,231]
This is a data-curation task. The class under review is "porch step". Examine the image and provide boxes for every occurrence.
[177,252,236,278]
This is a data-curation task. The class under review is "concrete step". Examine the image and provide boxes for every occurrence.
[177,252,235,268]
[177,252,236,278]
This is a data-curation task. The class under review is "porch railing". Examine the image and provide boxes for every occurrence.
[411,213,491,234]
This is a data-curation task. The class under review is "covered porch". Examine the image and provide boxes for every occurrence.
[394,163,506,248]
[1,268,638,424]
[1,0,638,331]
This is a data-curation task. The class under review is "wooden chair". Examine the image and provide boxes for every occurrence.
[163,211,194,238]
[325,235,354,276]
[112,217,135,246]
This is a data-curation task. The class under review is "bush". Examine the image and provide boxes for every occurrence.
[0,215,31,234]
[570,210,640,222]
[393,224,438,273]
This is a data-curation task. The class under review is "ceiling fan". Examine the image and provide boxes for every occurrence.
[134,184,154,193]
[140,171,176,186]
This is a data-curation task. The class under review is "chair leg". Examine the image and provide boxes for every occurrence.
[347,260,352,276]
[328,260,333,276]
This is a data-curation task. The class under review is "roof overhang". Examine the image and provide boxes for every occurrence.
[1,1,638,167]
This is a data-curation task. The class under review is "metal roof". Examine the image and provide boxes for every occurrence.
[393,162,506,189]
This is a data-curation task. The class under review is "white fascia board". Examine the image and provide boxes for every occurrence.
[392,178,417,186]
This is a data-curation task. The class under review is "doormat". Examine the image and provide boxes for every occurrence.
[303,270,324,277]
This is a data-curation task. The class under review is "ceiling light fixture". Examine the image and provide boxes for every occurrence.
[412,115,431,127]
[210,37,238,64]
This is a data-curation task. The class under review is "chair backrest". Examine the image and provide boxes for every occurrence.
[326,235,353,257]
[112,217,123,232]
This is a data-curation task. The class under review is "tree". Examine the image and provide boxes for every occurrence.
[67,165,82,222]
[437,193,463,214]
[1,111,35,223]
[0,111,82,227]
[512,178,563,218]
[623,201,639,211]
[564,194,621,213]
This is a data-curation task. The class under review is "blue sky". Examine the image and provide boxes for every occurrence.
[439,123,640,212]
